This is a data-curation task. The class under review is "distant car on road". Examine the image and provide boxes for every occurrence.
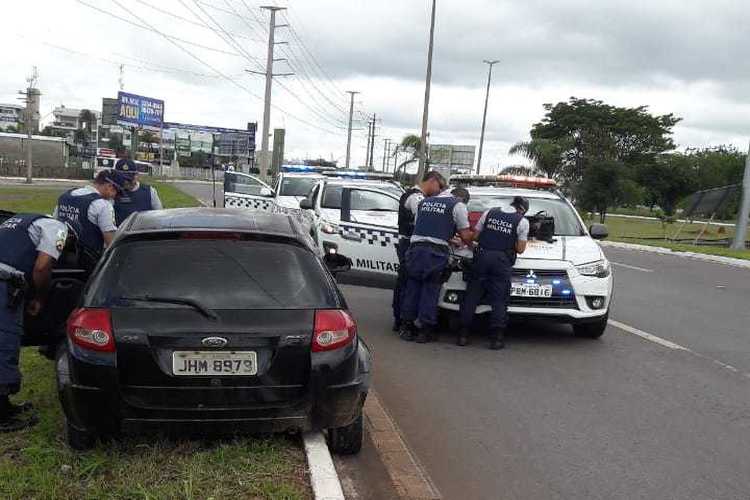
[57,208,370,453]
[439,175,614,338]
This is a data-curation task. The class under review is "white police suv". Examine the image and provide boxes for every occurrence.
[440,175,613,338]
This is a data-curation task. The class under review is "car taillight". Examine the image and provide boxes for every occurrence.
[67,308,115,352]
[313,310,356,352]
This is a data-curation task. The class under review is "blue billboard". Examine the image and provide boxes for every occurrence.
[117,91,164,129]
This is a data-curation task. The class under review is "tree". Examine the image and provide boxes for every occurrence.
[508,138,568,179]
[529,97,681,187]
[78,109,97,134]
[500,165,542,176]
[636,154,698,216]
[576,160,628,223]
[40,126,67,138]
[395,134,422,174]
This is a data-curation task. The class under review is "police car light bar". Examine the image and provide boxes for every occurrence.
[280,165,336,173]
[451,174,557,190]
[323,170,395,180]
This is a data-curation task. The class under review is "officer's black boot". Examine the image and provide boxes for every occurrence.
[0,396,38,433]
[398,321,416,341]
[488,328,505,350]
[392,319,401,333]
[456,328,469,347]
[416,325,434,344]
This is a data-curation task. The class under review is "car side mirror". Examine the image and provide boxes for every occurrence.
[260,187,274,197]
[324,253,352,274]
[299,198,313,210]
[589,223,609,240]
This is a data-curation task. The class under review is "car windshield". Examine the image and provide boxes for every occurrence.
[468,196,585,236]
[280,176,321,197]
[87,239,337,310]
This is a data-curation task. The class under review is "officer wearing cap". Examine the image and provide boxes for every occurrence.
[113,159,163,226]
[53,169,125,260]
[0,213,68,432]
[392,171,446,332]
[400,176,474,344]
[457,196,529,350]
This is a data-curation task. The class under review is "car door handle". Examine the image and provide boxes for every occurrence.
[342,232,362,242]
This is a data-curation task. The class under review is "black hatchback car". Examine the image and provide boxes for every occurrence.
[57,208,371,453]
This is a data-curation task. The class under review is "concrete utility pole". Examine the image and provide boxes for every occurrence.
[255,6,288,181]
[368,114,377,170]
[364,116,372,169]
[345,91,359,169]
[732,141,750,250]
[382,138,391,172]
[477,59,500,175]
[19,67,39,184]
[417,0,437,180]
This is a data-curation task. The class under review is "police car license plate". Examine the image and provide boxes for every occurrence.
[510,284,553,298]
[172,351,257,376]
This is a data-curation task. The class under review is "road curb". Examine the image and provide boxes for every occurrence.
[364,392,441,499]
[303,432,345,500]
[601,240,750,269]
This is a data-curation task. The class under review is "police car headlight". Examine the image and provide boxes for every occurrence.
[321,222,339,234]
[576,260,611,278]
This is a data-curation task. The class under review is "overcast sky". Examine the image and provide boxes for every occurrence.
[3,0,750,171]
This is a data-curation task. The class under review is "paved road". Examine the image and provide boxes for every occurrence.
[341,248,750,500]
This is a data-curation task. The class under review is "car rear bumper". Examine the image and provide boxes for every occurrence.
[57,342,371,436]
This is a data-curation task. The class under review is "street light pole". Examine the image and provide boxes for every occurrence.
[476,59,500,175]
[417,0,437,181]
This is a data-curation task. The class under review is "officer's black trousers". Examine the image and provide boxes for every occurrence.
[460,249,513,331]
[391,239,411,323]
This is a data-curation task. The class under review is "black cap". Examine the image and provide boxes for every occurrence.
[114,158,138,178]
[95,169,127,194]
[510,196,529,213]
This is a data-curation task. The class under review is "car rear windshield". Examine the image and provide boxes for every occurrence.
[468,196,585,236]
[280,177,320,197]
[87,239,338,310]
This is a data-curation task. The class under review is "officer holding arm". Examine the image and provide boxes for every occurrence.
[54,170,125,264]
[0,214,68,432]
[400,180,474,344]
[458,196,530,350]
[392,171,446,332]
[113,159,163,225]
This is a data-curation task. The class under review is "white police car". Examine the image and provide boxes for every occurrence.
[298,174,404,279]
[439,175,613,338]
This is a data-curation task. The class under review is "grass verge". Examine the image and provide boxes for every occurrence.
[0,183,311,499]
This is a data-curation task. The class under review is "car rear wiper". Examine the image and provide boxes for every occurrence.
[118,295,219,320]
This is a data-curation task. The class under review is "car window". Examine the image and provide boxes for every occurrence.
[224,173,269,196]
[87,240,337,310]
[321,186,343,209]
[468,196,585,236]
[280,177,321,197]
[350,190,399,212]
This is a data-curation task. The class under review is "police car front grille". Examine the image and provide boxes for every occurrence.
[512,269,569,279]
[509,297,579,309]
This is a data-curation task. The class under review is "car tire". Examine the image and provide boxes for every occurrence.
[573,314,608,339]
[66,420,96,451]
[328,413,363,455]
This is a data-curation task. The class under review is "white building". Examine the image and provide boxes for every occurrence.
[0,104,24,132]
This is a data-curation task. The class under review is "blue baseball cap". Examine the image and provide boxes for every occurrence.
[114,158,138,177]
[95,169,127,194]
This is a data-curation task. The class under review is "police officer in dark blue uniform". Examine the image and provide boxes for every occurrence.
[458,196,530,350]
[400,184,474,343]
[0,213,67,432]
[392,172,446,332]
[54,170,125,262]
[113,159,163,226]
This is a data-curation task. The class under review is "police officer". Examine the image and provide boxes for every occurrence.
[54,170,125,262]
[392,171,446,332]
[113,159,163,226]
[400,180,474,343]
[458,196,529,350]
[0,213,68,432]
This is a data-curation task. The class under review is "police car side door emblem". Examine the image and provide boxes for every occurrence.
[201,337,228,348]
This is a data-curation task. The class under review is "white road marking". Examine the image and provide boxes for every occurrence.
[303,431,346,500]
[608,319,690,351]
[611,262,653,273]
[609,319,750,379]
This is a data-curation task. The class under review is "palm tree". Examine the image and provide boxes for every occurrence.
[395,134,422,174]
[508,138,567,179]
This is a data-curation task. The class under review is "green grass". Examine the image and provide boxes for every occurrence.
[580,213,750,261]
[0,183,310,499]
[0,351,311,500]
[0,181,201,214]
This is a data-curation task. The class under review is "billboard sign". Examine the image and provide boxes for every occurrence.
[117,91,164,130]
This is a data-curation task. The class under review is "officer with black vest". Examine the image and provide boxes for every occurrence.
[392,171,446,332]
[113,159,163,226]
[54,170,125,263]
[0,214,68,432]
[458,196,530,350]
[400,183,474,343]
